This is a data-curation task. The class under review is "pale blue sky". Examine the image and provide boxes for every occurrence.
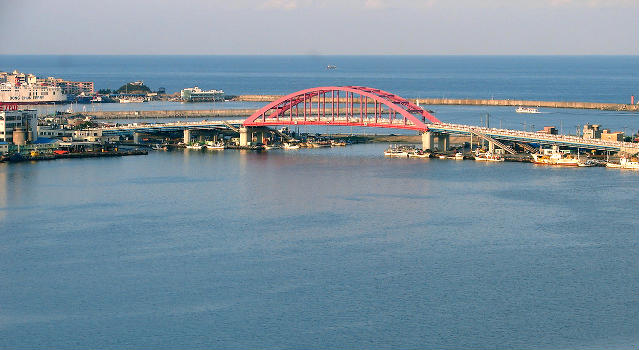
[0,0,636,55]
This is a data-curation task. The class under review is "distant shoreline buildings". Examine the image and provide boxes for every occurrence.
[0,70,94,104]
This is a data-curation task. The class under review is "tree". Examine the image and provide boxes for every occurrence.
[116,83,151,94]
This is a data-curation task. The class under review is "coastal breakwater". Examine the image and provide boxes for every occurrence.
[234,95,639,111]
[77,96,638,119]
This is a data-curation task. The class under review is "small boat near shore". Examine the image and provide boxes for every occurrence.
[531,147,579,166]
[408,150,431,158]
[606,156,639,170]
[283,142,300,149]
[384,145,412,157]
[186,143,203,150]
[516,106,541,114]
[205,142,225,150]
[474,150,504,162]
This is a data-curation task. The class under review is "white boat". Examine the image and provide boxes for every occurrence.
[620,157,639,170]
[474,150,504,162]
[283,142,300,149]
[384,149,409,157]
[606,156,639,170]
[264,144,281,150]
[205,142,225,150]
[516,106,541,114]
[408,151,431,158]
[454,152,464,160]
[185,143,203,150]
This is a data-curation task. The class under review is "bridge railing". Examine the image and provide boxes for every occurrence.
[437,123,639,149]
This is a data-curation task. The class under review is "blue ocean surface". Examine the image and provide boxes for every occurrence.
[0,55,637,102]
[1,146,638,349]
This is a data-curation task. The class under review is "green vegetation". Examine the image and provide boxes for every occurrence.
[115,83,151,94]
[72,120,99,130]
[97,89,112,94]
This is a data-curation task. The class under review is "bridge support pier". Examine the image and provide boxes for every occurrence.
[437,134,449,151]
[133,132,141,144]
[421,131,434,151]
[183,129,192,144]
[239,127,249,147]
[489,141,495,153]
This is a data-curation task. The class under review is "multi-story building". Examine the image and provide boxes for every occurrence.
[0,109,38,144]
[583,124,602,139]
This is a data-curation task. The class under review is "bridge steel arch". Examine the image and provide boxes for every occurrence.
[243,86,441,131]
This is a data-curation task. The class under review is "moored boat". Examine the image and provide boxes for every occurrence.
[205,142,225,150]
[474,150,504,162]
[283,142,301,149]
[531,147,579,166]
[606,156,639,170]
[185,143,203,150]
[515,106,541,114]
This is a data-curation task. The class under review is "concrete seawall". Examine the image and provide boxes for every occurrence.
[234,95,638,111]
[412,98,639,111]
[86,109,257,119]
[78,96,638,119]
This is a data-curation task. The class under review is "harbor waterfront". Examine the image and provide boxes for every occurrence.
[1,55,638,349]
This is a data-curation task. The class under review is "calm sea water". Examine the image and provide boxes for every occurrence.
[0,56,638,349]
[1,146,638,349]
[1,55,637,102]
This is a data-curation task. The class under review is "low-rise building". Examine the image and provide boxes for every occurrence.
[37,126,74,141]
[181,87,225,102]
[601,130,624,142]
[539,126,558,135]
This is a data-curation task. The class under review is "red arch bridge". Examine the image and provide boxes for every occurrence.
[95,86,638,153]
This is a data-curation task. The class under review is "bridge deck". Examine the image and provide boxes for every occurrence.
[92,118,638,152]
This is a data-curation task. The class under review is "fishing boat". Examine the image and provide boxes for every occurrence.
[606,156,639,170]
[331,140,346,147]
[309,140,331,148]
[454,152,464,160]
[185,143,203,150]
[408,150,431,158]
[384,145,409,157]
[531,147,579,166]
[474,150,504,162]
[205,142,225,150]
[283,142,300,149]
[516,106,541,114]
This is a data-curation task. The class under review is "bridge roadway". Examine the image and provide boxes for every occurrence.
[94,118,639,152]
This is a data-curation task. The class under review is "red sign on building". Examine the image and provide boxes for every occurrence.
[0,103,19,111]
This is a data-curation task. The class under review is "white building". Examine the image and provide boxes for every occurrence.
[180,87,224,102]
